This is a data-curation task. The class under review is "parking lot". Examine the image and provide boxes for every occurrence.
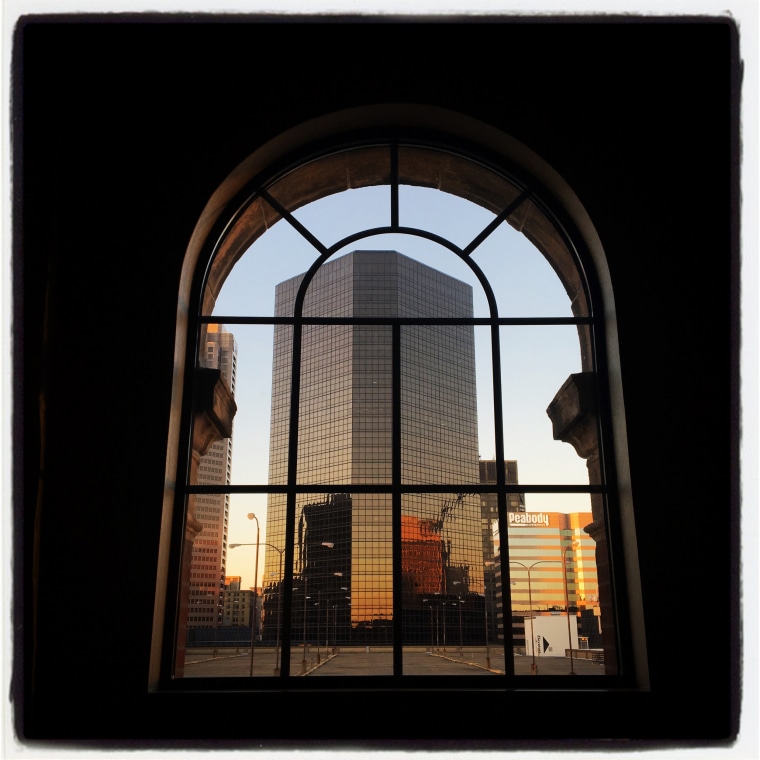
[183,645,605,678]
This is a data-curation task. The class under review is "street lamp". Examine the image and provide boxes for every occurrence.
[315,544,337,661]
[562,541,579,676]
[229,534,286,676]
[245,513,260,676]
[509,559,560,675]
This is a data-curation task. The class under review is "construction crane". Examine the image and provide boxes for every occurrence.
[431,493,473,595]
[431,493,472,534]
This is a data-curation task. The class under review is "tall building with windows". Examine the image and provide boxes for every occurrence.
[262,251,485,646]
[491,510,601,647]
[186,324,237,629]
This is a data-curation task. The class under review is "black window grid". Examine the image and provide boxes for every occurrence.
[170,137,623,689]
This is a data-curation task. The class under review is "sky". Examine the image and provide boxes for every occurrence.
[216,184,595,587]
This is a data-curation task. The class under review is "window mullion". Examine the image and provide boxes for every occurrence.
[280,318,303,679]
[491,319,516,677]
[390,141,399,228]
[392,321,403,676]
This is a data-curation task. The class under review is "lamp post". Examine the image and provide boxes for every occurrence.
[246,513,260,676]
[562,541,579,676]
[510,559,559,675]
[315,543,336,663]
[229,535,285,676]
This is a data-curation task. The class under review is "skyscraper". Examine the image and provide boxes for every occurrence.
[492,510,601,655]
[262,251,485,658]
[186,324,237,631]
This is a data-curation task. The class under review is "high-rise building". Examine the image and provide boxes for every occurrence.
[186,324,237,629]
[262,251,485,651]
[491,510,601,648]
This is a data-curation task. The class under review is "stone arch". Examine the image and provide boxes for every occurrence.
[194,120,594,368]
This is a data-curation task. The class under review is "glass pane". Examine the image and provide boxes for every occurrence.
[210,217,321,318]
[266,144,392,240]
[224,497,280,676]
[267,324,293,487]
[470,218,577,318]
[175,488,226,677]
[288,492,393,676]
[288,185,392,249]
[499,325,589,486]
[401,325,480,486]
[192,324,280,487]
[398,184,497,250]
[296,324,359,486]
[499,493,605,676]
[401,493,498,675]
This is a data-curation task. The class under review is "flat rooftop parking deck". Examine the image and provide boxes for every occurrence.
[183,646,605,677]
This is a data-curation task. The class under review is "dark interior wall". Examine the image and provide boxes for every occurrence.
[14,18,739,747]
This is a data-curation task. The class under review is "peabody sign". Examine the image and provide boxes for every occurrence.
[508,513,549,527]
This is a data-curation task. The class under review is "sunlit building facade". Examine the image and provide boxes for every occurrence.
[492,511,601,648]
[262,251,485,654]
[186,324,237,629]
[222,577,255,627]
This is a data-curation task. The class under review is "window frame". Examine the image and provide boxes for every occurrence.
[154,112,646,694]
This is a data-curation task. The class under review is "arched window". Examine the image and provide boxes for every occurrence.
[159,107,645,689]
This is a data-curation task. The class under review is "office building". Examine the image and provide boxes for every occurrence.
[491,511,601,649]
[222,577,256,627]
[262,251,484,651]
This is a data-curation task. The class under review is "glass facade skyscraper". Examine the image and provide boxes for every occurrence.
[261,251,486,670]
